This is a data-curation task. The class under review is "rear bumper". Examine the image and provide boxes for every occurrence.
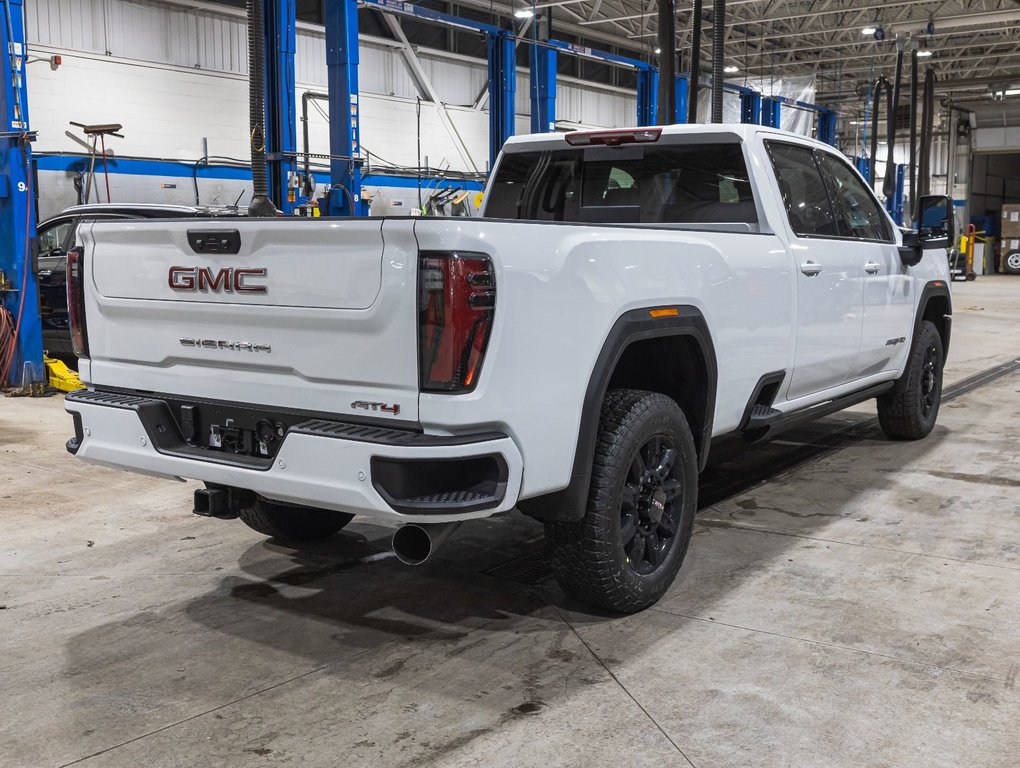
[65,389,523,523]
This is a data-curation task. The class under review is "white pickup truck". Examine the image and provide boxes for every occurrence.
[64,124,954,612]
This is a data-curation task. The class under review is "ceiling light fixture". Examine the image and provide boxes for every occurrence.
[514,7,534,18]
[654,47,661,54]
[861,26,877,35]
[724,65,739,74]
[916,49,933,57]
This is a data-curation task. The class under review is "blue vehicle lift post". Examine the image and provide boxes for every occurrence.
[530,45,556,133]
[357,0,514,172]
[263,0,298,214]
[488,32,515,169]
[636,67,658,126]
[674,77,688,123]
[760,98,781,128]
[0,0,41,386]
[324,0,362,215]
[542,40,657,127]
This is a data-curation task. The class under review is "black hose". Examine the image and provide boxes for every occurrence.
[918,68,936,199]
[687,0,702,124]
[656,0,676,125]
[884,47,903,199]
[247,0,277,216]
[908,49,918,219]
[868,77,892,187]
[710,0,725,123]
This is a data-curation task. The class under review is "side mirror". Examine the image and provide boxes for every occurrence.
[917,194,955,249]
[901,195,954,266]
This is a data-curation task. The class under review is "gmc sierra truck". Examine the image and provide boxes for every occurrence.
[64,125,954,613]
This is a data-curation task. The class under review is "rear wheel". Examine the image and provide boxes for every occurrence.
[238,498,354,542]
[877,320,944,440]
[545,389,697,613]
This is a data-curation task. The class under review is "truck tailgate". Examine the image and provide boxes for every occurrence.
[80,217,421,423]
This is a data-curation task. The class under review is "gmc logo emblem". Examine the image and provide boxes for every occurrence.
[168,266,268,294]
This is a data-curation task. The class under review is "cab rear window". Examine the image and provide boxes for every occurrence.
[485,142,757,225]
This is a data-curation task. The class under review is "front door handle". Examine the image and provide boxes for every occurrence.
[800,260,823,276]
[864,261,882,275]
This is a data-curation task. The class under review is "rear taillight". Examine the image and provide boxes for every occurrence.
[418,251,495,392]
[66,246,89,358]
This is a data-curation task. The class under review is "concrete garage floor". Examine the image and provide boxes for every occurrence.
[2,278,1019,768]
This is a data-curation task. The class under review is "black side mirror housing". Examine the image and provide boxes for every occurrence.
[900,194,954,266]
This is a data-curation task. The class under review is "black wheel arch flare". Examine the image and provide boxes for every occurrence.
[915,280,953,361]
[518,306,717,522]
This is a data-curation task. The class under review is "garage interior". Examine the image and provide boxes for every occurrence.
[2,0,1020,766]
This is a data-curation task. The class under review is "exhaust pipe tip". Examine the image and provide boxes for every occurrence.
[391,521,462,566]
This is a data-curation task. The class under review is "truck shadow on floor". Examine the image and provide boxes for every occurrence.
[55,414,958,762]
[173,413,952,657]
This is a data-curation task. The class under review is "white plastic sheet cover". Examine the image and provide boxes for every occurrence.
[694,75,818,135]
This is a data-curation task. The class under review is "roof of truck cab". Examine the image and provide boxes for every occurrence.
[501,123,821,149]
[55,203,244,218]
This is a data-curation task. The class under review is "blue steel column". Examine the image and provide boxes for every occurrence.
[636,67,658,126]
[325,0,361,215]
[488,32,515,170]
[264,0,297,214]
[816,108,836,145]
[760,98,781,128]
[674,77,688,123]
[739,91,760,124]
[530,45,556,133]
[0,0,41,385]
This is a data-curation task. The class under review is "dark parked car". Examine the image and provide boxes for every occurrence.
[35,204,244,361]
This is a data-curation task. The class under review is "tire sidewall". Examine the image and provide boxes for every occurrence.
[906,322,944,435]
[592,397,698,605]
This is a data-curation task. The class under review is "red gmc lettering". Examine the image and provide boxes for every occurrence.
[234,268,268,293]
[168,266,268,294]
[197,267,230,292]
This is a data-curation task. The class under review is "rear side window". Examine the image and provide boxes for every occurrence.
[485,142,757,225]
[765,141,840,238]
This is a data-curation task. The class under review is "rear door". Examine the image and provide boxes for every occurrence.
[814,151,910,376]
[765,140,865,400]
[81,217,422,422]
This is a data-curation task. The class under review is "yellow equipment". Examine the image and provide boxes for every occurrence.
[44,356,84,392]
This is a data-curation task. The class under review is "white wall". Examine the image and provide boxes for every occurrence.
[24,0,637,178]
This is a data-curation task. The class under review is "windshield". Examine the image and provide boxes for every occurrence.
[485,141,757,225]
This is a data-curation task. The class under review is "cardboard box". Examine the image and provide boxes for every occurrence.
[1001,204,1020,237]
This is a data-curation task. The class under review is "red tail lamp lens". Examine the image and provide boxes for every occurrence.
[418,252,495,392]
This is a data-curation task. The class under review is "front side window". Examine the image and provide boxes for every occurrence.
[37,221,73,254]
[485,141,757,225]
[765,141,839,238]
[816,152,892,242]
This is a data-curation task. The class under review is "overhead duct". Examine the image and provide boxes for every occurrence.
[710,0,725,123]
[247,0,277,217]
[687,0,702,123]
[889,8,1020,36]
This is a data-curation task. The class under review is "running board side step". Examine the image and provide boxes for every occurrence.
[741,381,896,444]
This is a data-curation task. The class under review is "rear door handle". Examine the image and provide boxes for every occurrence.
[864,261,882,275]
[800,261,823,276]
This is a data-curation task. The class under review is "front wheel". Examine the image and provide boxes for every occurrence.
[1004,250,1020,275]
[238,498,354,542]
[545,389,698,613]
[877,320,944,440]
